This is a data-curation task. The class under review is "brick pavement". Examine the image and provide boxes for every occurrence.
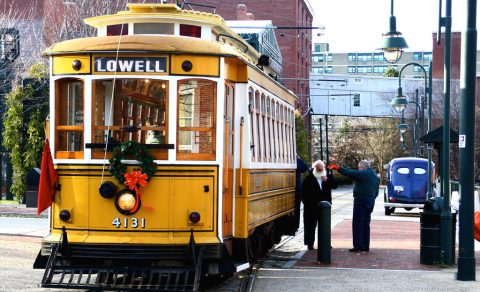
[295,219,480,270]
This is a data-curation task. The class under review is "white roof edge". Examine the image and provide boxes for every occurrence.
[304,0,314,17]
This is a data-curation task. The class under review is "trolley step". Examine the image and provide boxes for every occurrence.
[42,265,197,291]
[41,243,204,291]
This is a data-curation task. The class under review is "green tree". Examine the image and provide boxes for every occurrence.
[3,86,31,202]
[383,67,399,77]
[2,63,49,202]
[295,111,310,163]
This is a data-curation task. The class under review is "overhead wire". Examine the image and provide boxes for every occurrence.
[100,1,131,185]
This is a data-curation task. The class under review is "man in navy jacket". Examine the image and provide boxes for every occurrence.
[329,160,379,252]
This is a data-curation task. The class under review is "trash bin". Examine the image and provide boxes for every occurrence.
[25,168,40,208]
[420,197,457,265]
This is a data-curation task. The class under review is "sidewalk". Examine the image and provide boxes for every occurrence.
[295,219,480,270]
[253,211,480,291]
[0,204,49,238]
[0,203,47,218]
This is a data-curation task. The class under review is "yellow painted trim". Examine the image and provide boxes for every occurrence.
[43,35,241,58]
[224,58,248,83]
[171,55,219,76]
[84,4,225,29]
[49,164,219,245]
[53,55,91,75]
[234,168,295,238]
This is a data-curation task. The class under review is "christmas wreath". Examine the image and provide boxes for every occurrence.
[109,141,157,186]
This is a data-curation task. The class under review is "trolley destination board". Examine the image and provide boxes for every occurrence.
[93,56,167,74]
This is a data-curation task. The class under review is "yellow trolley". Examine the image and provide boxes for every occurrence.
[34,3,297,291]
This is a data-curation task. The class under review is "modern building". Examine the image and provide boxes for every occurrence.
[226,19,283,76]
[312,43,432,77]
[191,0,315,113]
[309,74,427,118]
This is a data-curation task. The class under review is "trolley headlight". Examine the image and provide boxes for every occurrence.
[114,189,140,215]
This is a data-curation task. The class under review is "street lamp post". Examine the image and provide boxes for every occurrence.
[394,97,421,157]
[382,0,454,268]
[439,0,453,266]
[379,0,408,63]
[391,62,431,170]
[456,0,477,281]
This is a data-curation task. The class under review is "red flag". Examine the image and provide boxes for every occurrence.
[37,139,58,216]
[475,211,480,242]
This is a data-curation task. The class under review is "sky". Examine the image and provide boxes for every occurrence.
[310,0,479,52]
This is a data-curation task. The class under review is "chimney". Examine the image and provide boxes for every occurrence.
[237,4,247,20]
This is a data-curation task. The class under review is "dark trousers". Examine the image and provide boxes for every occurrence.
[303,206,317,246]
[352,197,375,249]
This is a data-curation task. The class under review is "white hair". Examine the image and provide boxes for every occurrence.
[359,160,370,169]
[312,160,325,168]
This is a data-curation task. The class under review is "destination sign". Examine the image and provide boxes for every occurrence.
[94,57,167,73]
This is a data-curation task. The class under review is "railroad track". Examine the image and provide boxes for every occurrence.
[210,189,355,291]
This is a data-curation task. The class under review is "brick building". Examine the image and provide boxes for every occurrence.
[191,0,314,113]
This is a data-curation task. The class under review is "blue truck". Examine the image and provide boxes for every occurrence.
[384,157,435,215]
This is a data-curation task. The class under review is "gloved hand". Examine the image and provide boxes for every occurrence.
[328,164,339,171]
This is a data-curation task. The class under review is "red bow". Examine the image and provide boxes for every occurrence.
[124,170,148,194]
[124,170,150,212]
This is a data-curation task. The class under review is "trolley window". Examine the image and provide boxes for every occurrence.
[134,23,174,35]
[107,24,128,36]
[55,78,84,159]
[177,79,216,160]
[92,79,168,160]
[397,167,410,174]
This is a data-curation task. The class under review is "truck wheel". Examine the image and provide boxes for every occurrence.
[385,207,395,215]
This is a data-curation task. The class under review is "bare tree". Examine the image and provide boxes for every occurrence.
[0,0,44,82]
[44,0,151,44]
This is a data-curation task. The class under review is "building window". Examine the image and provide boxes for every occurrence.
[326,54,333,62]
[423,52,432,61]
[373,65,389,73]
[353,94,360,107]
[325,66,333,73]
[347,53,356,61]
[314,44,321,52]
[313,55,324,62]
[373,53,383,61]
[347,66,356,73]
[414,65,430,72]
[357,66,372,73]
[357,53,372,62]
[413,52,422,60]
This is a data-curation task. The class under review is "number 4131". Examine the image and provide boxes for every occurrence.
[112,217,146,228]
